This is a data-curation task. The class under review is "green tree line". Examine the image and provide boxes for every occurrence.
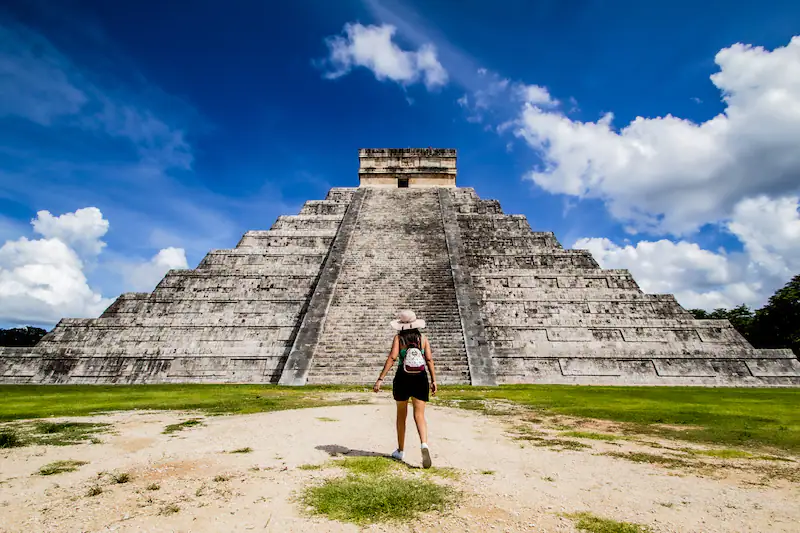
[0,326,48,347]
[689,274,799,356]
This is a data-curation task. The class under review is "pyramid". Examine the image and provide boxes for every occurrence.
[2,149,799,386]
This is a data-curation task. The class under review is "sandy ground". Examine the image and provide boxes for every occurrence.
[0,392,798,533]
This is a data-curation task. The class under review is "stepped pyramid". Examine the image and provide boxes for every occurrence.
[2,148,799,386]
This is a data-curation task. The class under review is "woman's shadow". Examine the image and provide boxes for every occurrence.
[315,445,422,469]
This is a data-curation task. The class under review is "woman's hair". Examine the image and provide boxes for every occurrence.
[398,328,422,349]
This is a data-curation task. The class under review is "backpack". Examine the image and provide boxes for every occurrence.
[402,336,426,374]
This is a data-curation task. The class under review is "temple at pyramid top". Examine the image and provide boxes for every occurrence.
[358,148,457,188]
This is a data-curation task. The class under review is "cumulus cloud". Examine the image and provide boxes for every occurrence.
[0,236,113,325]
[575,195,800,310]
[517,84,557,106]
[31,207,108,256]
[0,209,113,325]
[0,208,188,326]
[514,36,800,236]
[319,22,448,89]
[123,247,188,292]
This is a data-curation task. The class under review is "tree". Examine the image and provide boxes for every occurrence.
[749,274,800,356]
[0,326,48,347]
[689,304,754,340]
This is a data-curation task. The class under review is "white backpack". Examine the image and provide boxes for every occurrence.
[403,337,426,374]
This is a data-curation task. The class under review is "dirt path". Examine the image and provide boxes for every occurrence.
[0,393,797,532]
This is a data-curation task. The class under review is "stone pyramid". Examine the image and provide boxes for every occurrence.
[2,149,799,386]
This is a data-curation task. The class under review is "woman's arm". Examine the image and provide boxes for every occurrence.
[374,335,399,392]
[424,336,437,395]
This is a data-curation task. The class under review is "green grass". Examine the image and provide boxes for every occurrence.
[603,452,694,469]
[0,384,364,421]
[31,421,110,445]
[434,385,800,453]
[561,431,626,442]
[683,448,754,459]
[302,475,456,524]
[229,447,253,454]
[162,418,204,434]
[336,456,400,476]
[298,463,322,470]
[480,470,495,475]
[37,460,88,476]
[0,421,110,447]
[160,504,180,515]
[301,455,459,524]
[423,466,461,480]
[316,417,338,422]
[564,512,653,533]
[86,485,103,497]
[110,471,130,484]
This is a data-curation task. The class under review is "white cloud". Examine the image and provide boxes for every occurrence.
[31,207,108,256]
[320,22,448,89]
[0,209,114,325]
[514,35,800,236]
[518,84,557,106]
[123,247,188,292]
[0,208,189,326]
[575,195,800,310]
[727,195,800,281]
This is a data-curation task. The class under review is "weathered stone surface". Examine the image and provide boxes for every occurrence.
[303,188,469,385]
[1,150,798,386]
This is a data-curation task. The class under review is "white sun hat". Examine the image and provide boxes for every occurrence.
[390,309,426,331]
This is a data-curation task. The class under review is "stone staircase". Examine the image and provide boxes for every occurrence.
[306,188,470,385]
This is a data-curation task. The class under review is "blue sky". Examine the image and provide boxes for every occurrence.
[1,0,799,327]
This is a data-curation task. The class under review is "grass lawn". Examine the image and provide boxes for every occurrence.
[1,383,798,453]
[436,385,800,454]
[0,384,364,421]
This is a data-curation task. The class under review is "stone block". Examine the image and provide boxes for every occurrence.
[653,359,717,377]
[746,358,800,377]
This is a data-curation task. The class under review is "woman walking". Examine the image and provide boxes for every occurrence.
[373,310,438,468]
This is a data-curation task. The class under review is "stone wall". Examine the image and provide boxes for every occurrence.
[358,148,457,188]
[0,189,358,384]
[448,187,800,386]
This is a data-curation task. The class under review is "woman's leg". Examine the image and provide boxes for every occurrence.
[411,397,428,444]
[396,401,408,451]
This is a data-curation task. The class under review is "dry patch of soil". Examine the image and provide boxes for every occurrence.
[0,392,797,532]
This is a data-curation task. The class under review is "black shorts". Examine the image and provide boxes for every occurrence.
[392,367,430,402]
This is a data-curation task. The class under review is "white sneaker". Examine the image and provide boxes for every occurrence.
[391,449,404,461]
[421,443,432,469]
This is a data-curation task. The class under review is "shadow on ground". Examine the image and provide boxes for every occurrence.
[316,444,387,457]
[316,444,424,469]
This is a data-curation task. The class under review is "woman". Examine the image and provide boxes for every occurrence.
[373,309,438,469]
